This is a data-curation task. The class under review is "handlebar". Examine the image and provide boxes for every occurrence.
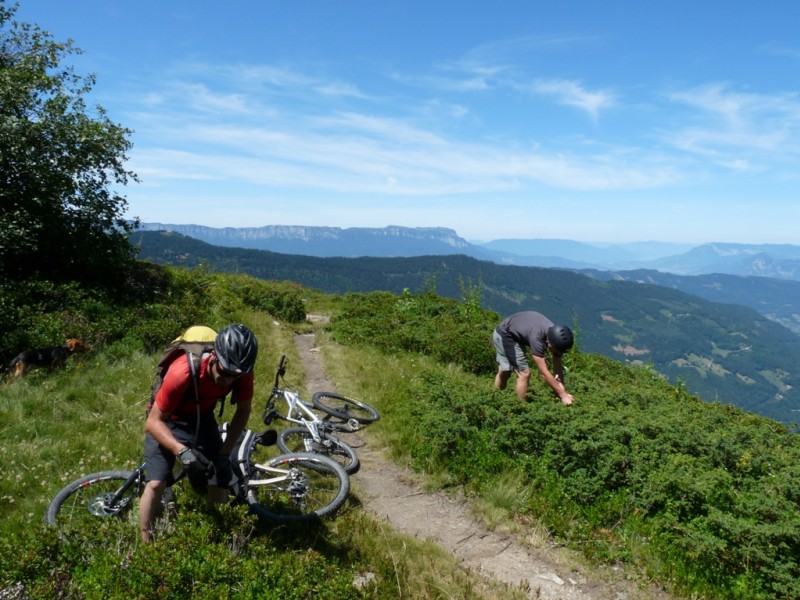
[273,354,287,389]
[264,355,288,425]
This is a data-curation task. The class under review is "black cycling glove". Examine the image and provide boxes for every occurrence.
[178,447,211,474]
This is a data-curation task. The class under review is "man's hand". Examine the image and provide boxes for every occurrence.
[178,447,211,474]
[559,392,574,406]
[213,453,233,488]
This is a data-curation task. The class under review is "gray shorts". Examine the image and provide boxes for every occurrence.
[493,330,529,372]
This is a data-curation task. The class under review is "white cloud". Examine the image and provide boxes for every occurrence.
[131,108,678,197]
[528,79,616,121]
[663,84,800,167]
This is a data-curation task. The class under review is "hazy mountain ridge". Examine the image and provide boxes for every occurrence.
[137,223,800,334]
[138,222,494,259]
[476,238,695,265]
[134,230,800,425]
[649,243,800,278]
[138,223,800,280]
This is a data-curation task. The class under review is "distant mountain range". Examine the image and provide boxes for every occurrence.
[137,223,502,261]
[136,223,800,335]
[138,223,800,279]
[133,229,800,425]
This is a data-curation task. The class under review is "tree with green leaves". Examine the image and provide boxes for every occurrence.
[0,1,138,287]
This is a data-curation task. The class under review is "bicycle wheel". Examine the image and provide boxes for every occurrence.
[311,392,380,425]
[246,452,349,522]
[277,427,360,474]
[46,470,141,542]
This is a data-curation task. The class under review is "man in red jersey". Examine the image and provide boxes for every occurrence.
[139,324,257,542]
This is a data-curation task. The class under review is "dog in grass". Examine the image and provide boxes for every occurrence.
[7,338,87,382]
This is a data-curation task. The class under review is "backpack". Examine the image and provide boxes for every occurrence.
[149,325,237,418]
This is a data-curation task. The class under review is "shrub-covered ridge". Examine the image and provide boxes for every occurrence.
[329,291,800,599]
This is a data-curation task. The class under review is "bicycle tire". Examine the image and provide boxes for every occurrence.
[277,427,360,474]
[246,452,349,522]
[311,392,380,424]
[45,470,140,542]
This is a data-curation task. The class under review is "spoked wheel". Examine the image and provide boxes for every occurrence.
[311,392,380,427]
[45,470,141,543]
[246,452,349,522]
[277,427,360,474]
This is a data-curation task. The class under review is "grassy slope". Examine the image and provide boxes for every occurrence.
[3,277,799,599]
[0,308,526,600]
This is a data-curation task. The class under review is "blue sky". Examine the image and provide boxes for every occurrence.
[13,1,800,244]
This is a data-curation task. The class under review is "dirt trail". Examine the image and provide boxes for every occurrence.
[295,331,672,600]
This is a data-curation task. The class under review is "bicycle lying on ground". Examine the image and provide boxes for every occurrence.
[46,426,350,542]
[263,354,380,475]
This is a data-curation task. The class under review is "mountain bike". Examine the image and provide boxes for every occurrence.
[263,354,380,475]
[46,426,350,543]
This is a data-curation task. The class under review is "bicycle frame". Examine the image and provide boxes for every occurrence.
[92,463,146,516]
[245,461,302,488]
[265,387,347,445]
[262,356,357,451]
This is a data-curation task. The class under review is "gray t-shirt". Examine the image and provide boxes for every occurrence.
[495,311,553,357]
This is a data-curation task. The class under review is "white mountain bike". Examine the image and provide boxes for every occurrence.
[263,354,380,475]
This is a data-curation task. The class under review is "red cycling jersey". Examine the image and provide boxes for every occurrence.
[155,353,254,417]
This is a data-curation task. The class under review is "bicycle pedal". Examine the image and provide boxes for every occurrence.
[262,409,279,425]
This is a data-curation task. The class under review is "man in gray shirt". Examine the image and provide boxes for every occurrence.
[493,311,575,404]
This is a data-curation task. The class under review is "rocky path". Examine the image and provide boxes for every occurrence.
[295,332,672,600]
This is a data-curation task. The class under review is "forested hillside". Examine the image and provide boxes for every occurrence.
[584,268,800,335]
[134,230,800,425]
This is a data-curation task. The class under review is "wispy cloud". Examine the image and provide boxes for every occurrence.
[169,62,369,102]
[662,84,800,169]
[390,71,494,93]
[131,99,677,197]
[395,34,601,97]
[126,56,799,207]
[458,34,601,67]
[526,78,616,120]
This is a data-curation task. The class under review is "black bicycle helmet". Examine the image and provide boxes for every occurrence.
[215,324,258,374]
[547,324,574,353]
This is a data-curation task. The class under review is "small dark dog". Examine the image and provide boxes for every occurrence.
[8,338,87,381]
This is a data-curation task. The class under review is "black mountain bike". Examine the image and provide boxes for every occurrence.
[46,426,350,542]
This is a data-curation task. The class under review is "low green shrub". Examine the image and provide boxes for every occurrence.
[327,329,800,599]
[0,265,308,363]
[330,289,499,374]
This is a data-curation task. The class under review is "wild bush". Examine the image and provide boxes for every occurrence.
[0,265,307,363]
[216,274,307,323]
[326,321,800,599]
[330,289,499,374]
[284,305,798,599]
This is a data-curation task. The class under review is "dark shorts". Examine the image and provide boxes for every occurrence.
[144,412,223,486]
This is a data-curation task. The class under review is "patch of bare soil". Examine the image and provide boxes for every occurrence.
[295,331,674,600]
